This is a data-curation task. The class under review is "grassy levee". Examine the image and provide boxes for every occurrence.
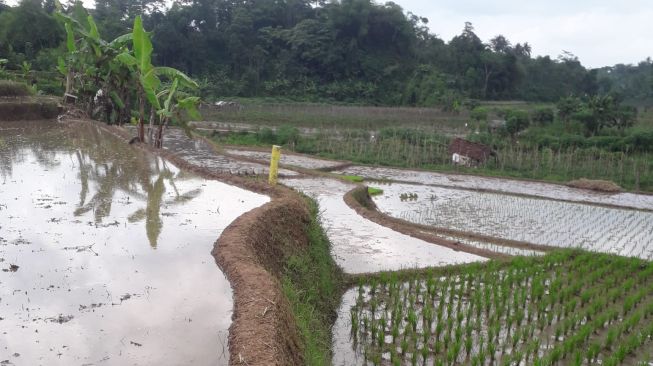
[213,187,344,365]
[281,198,345,365]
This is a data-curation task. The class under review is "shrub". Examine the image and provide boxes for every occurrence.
[623,130,653,152]
[276,124,300,146]
[505,109,530,137]
[470,107,489,122]
[532,107,555,125]
[256,127,276,144]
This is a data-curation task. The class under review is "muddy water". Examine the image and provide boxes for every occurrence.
[373,183,653,260]
[138,127,298,177]
[282,178,484,274]
[335,166,653,211]
[223,148,346,170]
[0,121,269,365]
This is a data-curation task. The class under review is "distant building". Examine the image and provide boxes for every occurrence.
[448,138,495,166]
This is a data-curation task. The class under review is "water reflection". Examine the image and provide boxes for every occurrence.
[0,120,269,364]
[1,121,206,248]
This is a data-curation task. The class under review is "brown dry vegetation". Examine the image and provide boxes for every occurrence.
[567,178,623,193]
[214,190,308,365]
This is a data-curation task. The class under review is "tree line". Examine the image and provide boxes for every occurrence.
[1,0,651,105]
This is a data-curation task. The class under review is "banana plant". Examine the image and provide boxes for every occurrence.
[57,4,200,144]
[56,2,133,123]
[117,16,199,147]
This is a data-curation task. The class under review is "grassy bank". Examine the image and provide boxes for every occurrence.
[282,197,345,365]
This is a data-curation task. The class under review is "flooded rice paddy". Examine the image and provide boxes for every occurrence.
[223,148,347,170]
[282,178,485,274]
[127,127,298,177]
[372,183,653,260]
[0,121,269,365]
[335,166,653,211]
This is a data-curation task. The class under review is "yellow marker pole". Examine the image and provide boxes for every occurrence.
[268,145,281,185]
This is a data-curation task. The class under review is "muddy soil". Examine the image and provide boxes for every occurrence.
[0,120,268,365]
[223,148,348,170]
[282,178,485,274]
[123,126,298,177]
[335,165,653,211]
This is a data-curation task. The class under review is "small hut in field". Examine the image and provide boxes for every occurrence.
[448,138,495,166]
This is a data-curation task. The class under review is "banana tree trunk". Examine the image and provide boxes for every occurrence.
[137,85,145,142]
[154,117,169,148]
[148,109,155,145]
[65,71,73,95]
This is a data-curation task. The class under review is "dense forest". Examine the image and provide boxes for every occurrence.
[0,0,651,105]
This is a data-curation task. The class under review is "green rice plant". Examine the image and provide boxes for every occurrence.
[464,335,473,357]
[487,340,498,363]
[377,329,385,348]
[420,345,429,364]
[401,337,409,355]
[605,326,617,350]
[391,349,400,366]
[341,174,364,183]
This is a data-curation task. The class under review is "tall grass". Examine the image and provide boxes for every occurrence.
[281,197,344,365]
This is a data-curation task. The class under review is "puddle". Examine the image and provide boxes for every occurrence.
[0,121,269,364]
[282,178,484,274]
[372,183,653,260]
[334,166,653,211]
[224,148,346,170]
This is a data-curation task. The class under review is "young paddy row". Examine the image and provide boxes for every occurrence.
[335,251,653,366]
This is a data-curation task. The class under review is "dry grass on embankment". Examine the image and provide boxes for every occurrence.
[567,178,623,193]
[83,118,343,366]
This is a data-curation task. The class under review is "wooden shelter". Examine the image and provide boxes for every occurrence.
[448,138,495,166]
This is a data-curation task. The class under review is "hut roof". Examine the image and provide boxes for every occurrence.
[448,138,494,162]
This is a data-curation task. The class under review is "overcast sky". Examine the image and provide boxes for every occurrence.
[392,0,653,68]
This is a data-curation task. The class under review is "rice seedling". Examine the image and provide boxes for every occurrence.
[344,250,653,365]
